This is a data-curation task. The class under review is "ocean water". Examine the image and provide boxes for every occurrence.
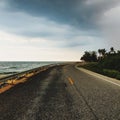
[0,62,54,75]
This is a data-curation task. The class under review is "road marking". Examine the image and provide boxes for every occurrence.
[76,67,120,87]
[68,77,74,85]
[99,78,120,87]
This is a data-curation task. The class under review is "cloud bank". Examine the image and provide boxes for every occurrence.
[0,0,120,61]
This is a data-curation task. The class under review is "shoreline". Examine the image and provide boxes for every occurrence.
[0,64,54,94]
[0,62,78,94]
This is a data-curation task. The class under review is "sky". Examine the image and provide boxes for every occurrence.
[0,0,120,61]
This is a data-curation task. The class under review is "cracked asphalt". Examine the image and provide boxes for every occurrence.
[0,63,120,120]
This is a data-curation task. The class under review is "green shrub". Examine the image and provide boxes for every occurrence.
[103,69,120,78]
[81,63,120,80]
[116,74,120,80]
[100,55,120,72]
[82,62,103,73]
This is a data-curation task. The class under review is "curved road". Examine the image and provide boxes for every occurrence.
[0,63,120,120]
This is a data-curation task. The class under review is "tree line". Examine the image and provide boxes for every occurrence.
[81,47,120,72]
[81,47,120,62]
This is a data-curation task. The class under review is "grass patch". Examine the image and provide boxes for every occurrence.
[103,69,120,78]
[80,62,103,74]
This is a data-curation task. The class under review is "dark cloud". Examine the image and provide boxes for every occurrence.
[1,0,120,49]
[6,0,120,31]
[7,0,96,29]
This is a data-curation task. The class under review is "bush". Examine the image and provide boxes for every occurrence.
[80,63,120,80]
[116,74,120,80]
[100,54,120,72]
[82,62,103,74]
[103,69,120,78]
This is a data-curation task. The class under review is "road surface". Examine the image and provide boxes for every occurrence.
[0,63,120,120]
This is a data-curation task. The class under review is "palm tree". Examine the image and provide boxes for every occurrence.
[98,49,102,57]
[91,51,97,62]
[110,47,115,54]
[98,49,106,58]
[101,49,106,57]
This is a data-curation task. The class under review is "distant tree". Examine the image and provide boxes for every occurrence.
[81,51,91,62]
[81,47,120,72]
[98,49,102,57]
[101,49,106,57]
[81,51,97,62]
[98,49,106,60]
[91,51,98,62]
[117,50,120,54]
[110,47,116,54]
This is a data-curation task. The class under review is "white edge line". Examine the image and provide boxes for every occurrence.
[75,66,120,87]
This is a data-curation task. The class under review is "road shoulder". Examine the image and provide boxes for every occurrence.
[76,66,120,87]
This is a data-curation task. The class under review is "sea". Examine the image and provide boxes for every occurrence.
[0,62,55,76]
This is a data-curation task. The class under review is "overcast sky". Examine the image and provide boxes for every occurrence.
[0,0,120,61]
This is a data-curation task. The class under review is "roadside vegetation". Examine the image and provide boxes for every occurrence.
[80,47,120,80]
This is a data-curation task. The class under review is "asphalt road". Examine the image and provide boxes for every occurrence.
[0,64,120,120]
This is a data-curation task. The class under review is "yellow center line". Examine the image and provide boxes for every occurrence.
[68,77,74,85]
